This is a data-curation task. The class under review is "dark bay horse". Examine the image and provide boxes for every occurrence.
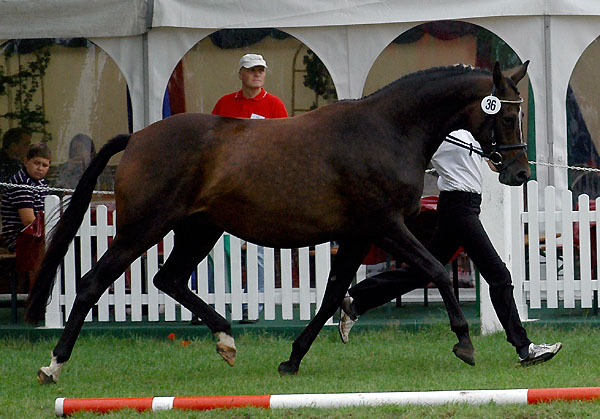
[26,61,530,383]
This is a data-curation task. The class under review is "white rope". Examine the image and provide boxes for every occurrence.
[528,161,600,173]
[0,181,114,195]
[426,161,600,175]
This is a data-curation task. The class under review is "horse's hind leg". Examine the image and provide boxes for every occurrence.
[152,215,235,366]
[380,220,474,366]
[38,235,152,384]
[278,241,370,375]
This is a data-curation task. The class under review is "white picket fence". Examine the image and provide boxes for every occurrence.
[512,180,600,311]
[44,180,595,329]
[42,195,370,328]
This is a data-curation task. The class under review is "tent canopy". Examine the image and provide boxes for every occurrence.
[1,1,600,39]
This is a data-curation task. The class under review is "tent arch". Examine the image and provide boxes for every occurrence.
[148,27,213,124]
[92,36,145,132]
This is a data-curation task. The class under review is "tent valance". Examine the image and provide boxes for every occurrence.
[152,0,600,30]
[0,0,149,39]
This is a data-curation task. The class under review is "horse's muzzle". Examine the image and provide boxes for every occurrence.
[499,168,530,186]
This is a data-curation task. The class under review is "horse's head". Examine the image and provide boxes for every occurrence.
[474,61,531,186]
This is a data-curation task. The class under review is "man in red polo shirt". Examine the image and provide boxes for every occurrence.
[211,53,288,323]
[212,53,288,119]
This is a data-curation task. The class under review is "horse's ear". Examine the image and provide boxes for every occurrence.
[510,60,530,84]
[492,61,503,89]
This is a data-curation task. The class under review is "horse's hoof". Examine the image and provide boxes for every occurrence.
[215,332,236,367]
[452,343,475,366]
[216,342,236,367]
[278,361,299,376]
[37,368,57,385]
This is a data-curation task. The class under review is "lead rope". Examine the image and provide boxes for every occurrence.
[443,133,486,157]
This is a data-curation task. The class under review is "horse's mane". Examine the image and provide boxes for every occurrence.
[362,64,492,100]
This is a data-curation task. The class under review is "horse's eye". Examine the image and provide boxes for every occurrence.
[502,116,515,126]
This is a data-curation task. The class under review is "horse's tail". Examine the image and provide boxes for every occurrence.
[25,134,130,324]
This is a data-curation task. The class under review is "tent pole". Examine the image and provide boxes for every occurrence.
[544,15,554,186]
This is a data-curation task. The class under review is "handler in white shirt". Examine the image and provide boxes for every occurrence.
[338,129,562,367]
[432,129,483,194]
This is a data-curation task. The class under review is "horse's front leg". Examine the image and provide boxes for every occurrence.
[278,241,370,376]
[380,221,475,366]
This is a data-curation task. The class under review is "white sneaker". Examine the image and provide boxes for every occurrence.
[338,296,357,344]
[519,342,562,366]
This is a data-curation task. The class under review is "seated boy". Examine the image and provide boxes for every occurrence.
[1,143,51,291]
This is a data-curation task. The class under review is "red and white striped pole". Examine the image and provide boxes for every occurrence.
[55,387,600,416]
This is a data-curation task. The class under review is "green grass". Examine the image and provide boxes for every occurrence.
[2,324,599,418]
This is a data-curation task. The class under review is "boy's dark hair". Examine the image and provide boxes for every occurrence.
[2,127,31,150]
[27,142,52,161]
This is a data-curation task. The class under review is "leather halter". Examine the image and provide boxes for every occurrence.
[444,131,526,167]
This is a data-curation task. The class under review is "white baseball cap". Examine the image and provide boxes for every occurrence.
[239,53,268,70]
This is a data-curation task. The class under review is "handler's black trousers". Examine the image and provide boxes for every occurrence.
[349,191,531,352]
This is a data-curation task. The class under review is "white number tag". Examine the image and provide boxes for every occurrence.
[481,95,501,115]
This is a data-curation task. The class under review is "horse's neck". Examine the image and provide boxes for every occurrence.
[373,74,488,159]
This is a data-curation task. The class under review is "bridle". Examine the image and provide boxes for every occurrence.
[444,129,525,168]
[445,88,527,171]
